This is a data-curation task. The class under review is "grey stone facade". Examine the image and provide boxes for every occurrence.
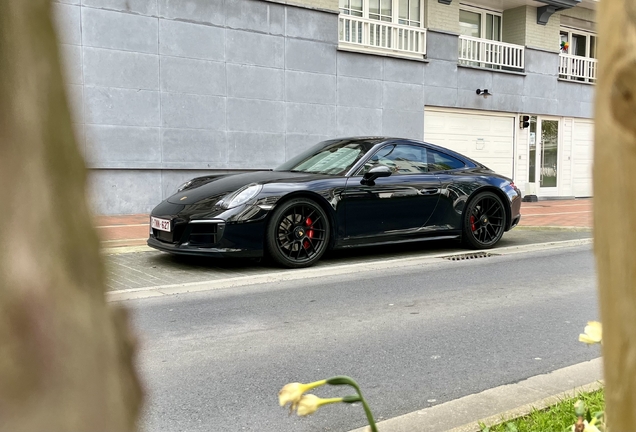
[52,0,594,214]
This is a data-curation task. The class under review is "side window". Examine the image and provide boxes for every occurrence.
[427,149,466,172]
[359,144,428,175]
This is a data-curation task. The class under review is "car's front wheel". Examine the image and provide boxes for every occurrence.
[462,191,507,249]
[266,198,330,268]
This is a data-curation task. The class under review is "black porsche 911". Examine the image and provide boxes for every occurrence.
[148,137,522,268]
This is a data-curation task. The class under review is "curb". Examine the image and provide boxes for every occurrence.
[347,358,603,432]
[106,238,593,301]
[102,244,153,255]
[446,380,604,432]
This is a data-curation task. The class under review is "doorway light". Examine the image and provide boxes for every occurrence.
[476,89,492,98]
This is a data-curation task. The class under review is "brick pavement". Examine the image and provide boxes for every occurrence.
[95,198,593,249]
[517,199,592,228]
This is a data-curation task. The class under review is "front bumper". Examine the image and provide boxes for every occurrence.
[148,217,266,258]
[147,199,269,257]
[147,236,263,258]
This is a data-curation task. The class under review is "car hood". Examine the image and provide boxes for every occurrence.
[167,170,330,205]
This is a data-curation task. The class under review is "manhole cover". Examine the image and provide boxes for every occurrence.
[442,252,497,261]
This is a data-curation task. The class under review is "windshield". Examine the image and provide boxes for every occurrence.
[275,139,380,176]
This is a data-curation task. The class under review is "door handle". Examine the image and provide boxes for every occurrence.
[420,187,439,195]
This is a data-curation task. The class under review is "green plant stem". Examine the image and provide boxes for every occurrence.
[327,376,378,432]
[358,396,378,432]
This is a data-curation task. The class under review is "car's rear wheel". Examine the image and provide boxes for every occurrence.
[462,191,507,249]
[266,198,330,268]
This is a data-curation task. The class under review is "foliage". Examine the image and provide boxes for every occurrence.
[480,390,605,432]
[278,376,377,432]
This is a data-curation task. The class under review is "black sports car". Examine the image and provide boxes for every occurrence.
[148,137,522,268]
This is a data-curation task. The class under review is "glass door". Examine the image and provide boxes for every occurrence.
[527,116,560,195]
[536,118,560,195]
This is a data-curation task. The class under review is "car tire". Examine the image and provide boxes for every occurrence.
[266,198,330,269]
[462,191,507,249]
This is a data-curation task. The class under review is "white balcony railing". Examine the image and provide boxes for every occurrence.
[338,15,427,57]
[559,54,597,83]
[458,36,525,71]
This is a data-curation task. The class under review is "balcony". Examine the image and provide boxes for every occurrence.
[559,54,597,83]
[338,15,427,59]
[458,36,525,71]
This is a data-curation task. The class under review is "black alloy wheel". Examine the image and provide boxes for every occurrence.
[462,191,507,249]
[266,198,330,268]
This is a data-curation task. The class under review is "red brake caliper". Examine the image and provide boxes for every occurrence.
[303,217,314,249]
[470,215,476,232]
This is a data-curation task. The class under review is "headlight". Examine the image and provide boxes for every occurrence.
[176,180,193,193]
[218,184,263,209]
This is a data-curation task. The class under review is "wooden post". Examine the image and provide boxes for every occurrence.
[594,0,636,428]
[0,1,142,430]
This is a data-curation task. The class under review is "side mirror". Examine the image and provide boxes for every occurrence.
[361,165,392,185]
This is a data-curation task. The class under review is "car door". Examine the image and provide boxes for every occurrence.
[343,143,442,239]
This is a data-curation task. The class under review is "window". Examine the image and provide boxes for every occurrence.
[358,145,465,175]
[427,150,466,172]
[560,28,597,59]
[458,5,503,69]
[340,0,363,16]
[338,0,426,57]
[339,0,423,27]
[559,27,597,82]
[398,0,421,27]
[528,116,537,183]
[369,0,392,21]
[359,144,428,175]
[278,140,373,176]
[459,6,502,41]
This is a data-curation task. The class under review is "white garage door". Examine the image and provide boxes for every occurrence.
[424,109,515,178]
[572,119,594,197]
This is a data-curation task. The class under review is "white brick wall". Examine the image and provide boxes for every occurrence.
[426,0,459,33]
[526,6,561,52]
[502,6,526,46]
[559,7,595,22]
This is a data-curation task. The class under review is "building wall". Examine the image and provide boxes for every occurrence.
[525,6,561,52]
[506,5,597,53]
[560,6,596,22]
[426,0,460,33]
[560,117,574,196]
[52,0,595,214]
[502,6,527,46]
[264,0,338,12]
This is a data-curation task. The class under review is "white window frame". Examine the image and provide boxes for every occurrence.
[459,4,503,41]
[338,0,428,58]
[560,26,597,59]
[339,0,425,29]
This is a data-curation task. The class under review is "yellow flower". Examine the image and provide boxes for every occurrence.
[296,394,343,416]
[579,321,602,345]
[278,380,327,409]
[571,420,601,432]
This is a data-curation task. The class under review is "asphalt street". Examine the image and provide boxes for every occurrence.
[128,244,600,432]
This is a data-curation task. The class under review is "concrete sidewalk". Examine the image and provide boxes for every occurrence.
[95,198,593,250]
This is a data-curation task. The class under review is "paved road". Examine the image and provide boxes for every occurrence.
[129,244,599,432]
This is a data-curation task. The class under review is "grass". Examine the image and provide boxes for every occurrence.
[481,389,604,432]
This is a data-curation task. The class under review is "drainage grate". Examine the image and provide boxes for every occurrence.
[442,251,497,261]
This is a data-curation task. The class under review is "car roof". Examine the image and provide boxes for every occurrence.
[338,136,486,169]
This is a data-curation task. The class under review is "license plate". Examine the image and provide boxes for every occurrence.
[151,216,171,232]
